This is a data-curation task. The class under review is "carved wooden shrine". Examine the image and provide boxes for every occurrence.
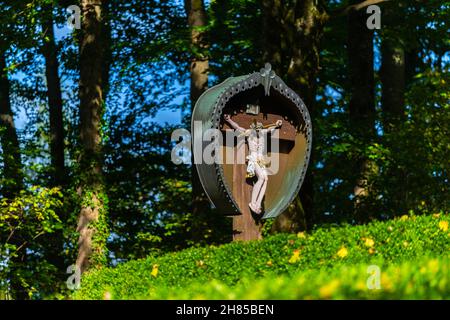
[192,63,312,240]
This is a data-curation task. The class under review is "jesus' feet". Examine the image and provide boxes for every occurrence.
[249,202,262,214]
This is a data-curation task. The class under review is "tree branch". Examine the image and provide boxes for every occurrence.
[347,0,389,13]
[331,0,390,18]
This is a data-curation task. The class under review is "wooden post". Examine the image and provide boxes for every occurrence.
[232,142,262,241]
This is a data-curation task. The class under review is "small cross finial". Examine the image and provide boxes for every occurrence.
[260,63,276,96]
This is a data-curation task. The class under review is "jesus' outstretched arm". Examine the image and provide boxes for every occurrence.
[265,119,283,134]
[224,114,246,133]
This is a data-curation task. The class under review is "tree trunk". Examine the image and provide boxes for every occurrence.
[380,2,408,212]
[0,50,27,299]
[76,0,109,274]
[262,0,327,232]
[101,1,111,99]
[39,3,68,286]
[380,7,405,132]
[347,1,376,220]
[184,0,212,241]
[42,4,65,187]
[0,53,23,196]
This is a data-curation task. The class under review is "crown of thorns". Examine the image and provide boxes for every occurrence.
[250,120,264,129]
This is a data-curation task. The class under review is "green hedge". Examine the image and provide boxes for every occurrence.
[149,256,450,299]
[73,213,449,300]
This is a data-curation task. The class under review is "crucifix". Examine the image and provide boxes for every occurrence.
[191,63,312,242]
[224,114,282,214]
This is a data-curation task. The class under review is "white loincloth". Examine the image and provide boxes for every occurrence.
[246,154,269,178]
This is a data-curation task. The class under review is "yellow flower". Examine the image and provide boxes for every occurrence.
[319,280,340,299]
[368,248,375,255]
[297,232,306,239]
[266,260,273,267]
[356,280,366,290]
[403,241,409,247]
[400,215,408,221]
[151,264,159,277]
[196,260,205,267]
[337,246,348,258]
[381,273,393,291]
[427,259,439,273]
[438,220,448,232]
[288,249,301,264]
[364,237,375,247]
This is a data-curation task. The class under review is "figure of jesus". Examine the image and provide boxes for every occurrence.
[224,114,282,214]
